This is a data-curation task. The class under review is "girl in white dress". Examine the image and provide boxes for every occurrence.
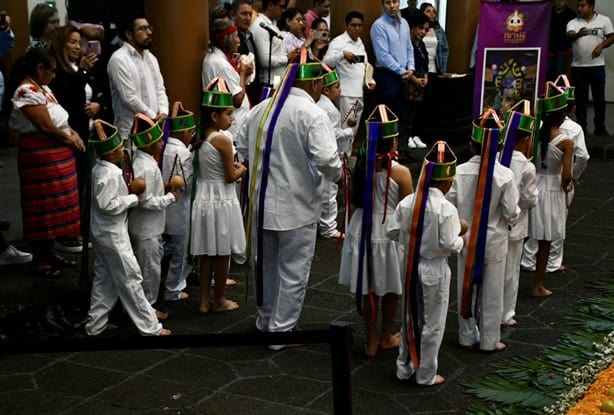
[190,80,246,313]
[529,91,573,298]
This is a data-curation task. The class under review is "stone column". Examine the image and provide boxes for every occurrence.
[146,0,209,120]
[446,0,480,73]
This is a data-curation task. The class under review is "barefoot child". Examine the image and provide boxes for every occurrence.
[86,120,170,336]
[387,141,465,386]
[162,102,195,302]
[316,69,356,239]
[129,114,177,320]
[190,78,246,313]
[339,105,413,357]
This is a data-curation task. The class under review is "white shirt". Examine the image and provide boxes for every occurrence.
[90,159,139,250]
[323,31,369,98]
[387,187,464,261]
[567,13,614,67]
[508,151,538,241]
[447,156,520,262]
[162,137,193,235]
[107,42,169,140]
[252,13,288,84]
[128,149,176,239]
[202,47,250,138]
[423,29,438,74]
[560,116,590,180]
[236,87,341,230]
[316,94,354,152]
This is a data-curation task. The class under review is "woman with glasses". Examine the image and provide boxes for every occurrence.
[27,3,60,51]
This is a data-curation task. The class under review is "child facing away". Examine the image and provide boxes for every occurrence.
[316,70,356,239]
[498,103,538,327]
[446,110,519,353]
[190,78,246,314]
[386,141,465,386]
[339,105,413,357]
[161,102,195,302]
[85,120,170,336]
[128,114,177,320]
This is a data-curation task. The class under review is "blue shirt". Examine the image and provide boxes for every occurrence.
[370,13,414,75]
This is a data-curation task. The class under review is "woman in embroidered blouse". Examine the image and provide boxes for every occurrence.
[8,47,85,278]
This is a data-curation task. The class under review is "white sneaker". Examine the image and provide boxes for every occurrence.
[0,245,33,266]
[412,136,427,148]
[407,137,417,149]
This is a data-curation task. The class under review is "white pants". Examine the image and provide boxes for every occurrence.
[397,257,450,385]
[319,179,338,238]
[86,245,162,336]
[163,233,190,301]
[256,223,317,333]
[338,96,363,156]
[132,236,163,305]
[457,256,505,351]
[502,239,523,323]
[521,237,563,273]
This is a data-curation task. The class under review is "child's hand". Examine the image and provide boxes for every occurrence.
[234,162,247,177]
[168,190,178,201]
[459,219,468,236]
[164,182,171,193]
[129,177,146,195]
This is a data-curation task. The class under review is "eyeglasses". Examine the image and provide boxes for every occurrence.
[134,25,154,33]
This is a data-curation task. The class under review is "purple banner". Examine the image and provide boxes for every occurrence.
[473,1,552,116]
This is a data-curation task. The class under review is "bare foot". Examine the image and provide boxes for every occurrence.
[380,332,401,351]
[364,342,378,357]
[178,292,189,300]
[501,318,517,327]
[198,300,212,314]
[481,342,507,353]
[433,374,446,385]
[211,298,239,312]
[531,287,553,297]
[156,310,169,320]
[225,278,237,286]
[159,328,172,336]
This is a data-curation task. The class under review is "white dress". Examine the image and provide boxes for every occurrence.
[190,131,246,256]
[339,165,402,296]
[529,134,569,241]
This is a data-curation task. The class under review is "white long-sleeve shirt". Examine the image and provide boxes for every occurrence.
[323,31,369,98]
[107,42,169,140]
[447,156,520,262]
[90,159,139,250]
[316,94,354,152]
[129,150,175,239]
[162,137,193,235]
[560,116,589,180]
[508,151,538,241]
[236,87,341,230]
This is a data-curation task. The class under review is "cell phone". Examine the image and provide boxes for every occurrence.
[315,30,329,40]
[355,55,365,63]
[0,11,6,23]
[87,40,101,56]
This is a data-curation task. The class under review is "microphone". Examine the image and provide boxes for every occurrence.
[259,22,283,40]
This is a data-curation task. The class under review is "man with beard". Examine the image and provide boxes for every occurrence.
[107,12,169,141]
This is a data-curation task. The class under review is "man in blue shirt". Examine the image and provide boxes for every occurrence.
[371,0,415,158]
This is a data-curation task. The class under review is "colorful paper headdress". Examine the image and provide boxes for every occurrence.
[201,77,233,108]
[169,101,195,133]
[366,104,398,140]
[472,109,504,144]
[322,69,340,87]
[503,99,536,135]
[130,113,163,148]
[541,81,568,113]
[295,49,324,81]
[554,74,575,102]
[91,119,123,156]
[424,141,457,181]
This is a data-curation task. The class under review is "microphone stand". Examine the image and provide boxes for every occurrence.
[267,31,273,86]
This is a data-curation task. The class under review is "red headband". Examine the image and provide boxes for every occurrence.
[212,25,238,41]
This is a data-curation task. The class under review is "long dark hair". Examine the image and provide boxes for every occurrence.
[351,136,395,208]
[539,107,566,166]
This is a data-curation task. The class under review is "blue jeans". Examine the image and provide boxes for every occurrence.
[570,65,607,132]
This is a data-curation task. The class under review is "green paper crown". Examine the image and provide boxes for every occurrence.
[366,104,398,139]
[562,86,575,102]
[296,62,324,81]
[202,77,233,108]
[503,111,536,135]
[130,114,163,148]
[541,92,567,113]
[91,120,123,156]
[169,102,195,132]
[322,70,339,87]
[425,141,457,181]
[472,110,503,144]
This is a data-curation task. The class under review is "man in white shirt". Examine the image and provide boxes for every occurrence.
[236,62,341,349]
[323,11,375,154]
[107,12,169,141]
[567,0,614,136]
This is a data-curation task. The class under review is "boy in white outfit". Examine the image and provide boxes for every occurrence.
[316,70,356,239]
[387,141,465,386]
[499,103,538,327]
[129,114,177,318]
[447,111,520,352]
[86,120,170,336]
[161,102,195,301]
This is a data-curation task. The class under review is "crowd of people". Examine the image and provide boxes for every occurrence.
[0,0,608,386]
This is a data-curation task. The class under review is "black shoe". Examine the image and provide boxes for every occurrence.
[594,128,610,137]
